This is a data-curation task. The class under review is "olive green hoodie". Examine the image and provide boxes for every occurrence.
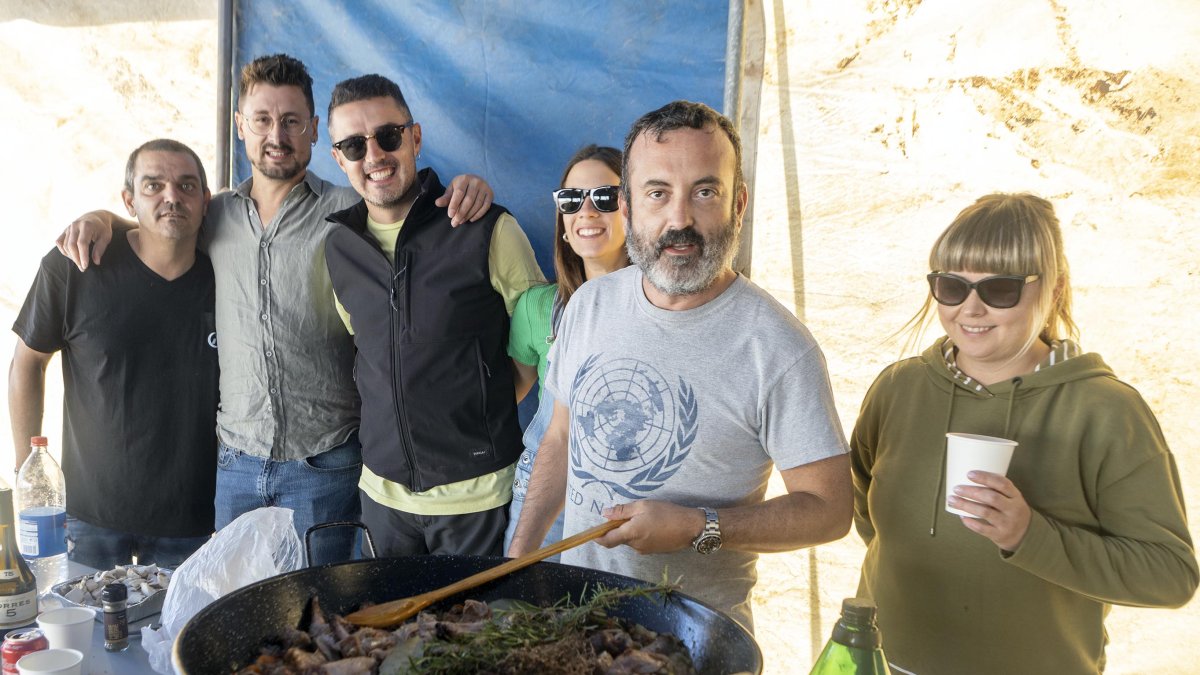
[852,337,1197,674]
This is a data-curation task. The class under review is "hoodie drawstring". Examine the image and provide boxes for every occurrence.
[930,385,959,536]
[1004,377,1023,438]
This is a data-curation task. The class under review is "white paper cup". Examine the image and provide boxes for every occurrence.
[36,607,94,669]
[945,433,1018,517]
[16,648,83,675]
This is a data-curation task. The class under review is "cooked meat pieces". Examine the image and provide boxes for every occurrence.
[239,596,697,675]
[318,656,376,675]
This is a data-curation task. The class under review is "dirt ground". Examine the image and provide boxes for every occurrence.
[1,1,1196,673]
[748,1,1200,672]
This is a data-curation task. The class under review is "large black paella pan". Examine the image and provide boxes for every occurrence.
[173,555,762,674]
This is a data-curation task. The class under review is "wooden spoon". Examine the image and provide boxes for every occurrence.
[344,518,628,628]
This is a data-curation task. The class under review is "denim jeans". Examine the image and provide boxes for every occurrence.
[503,390,565,558]
[215,433,362,566]
[66,516,210,570]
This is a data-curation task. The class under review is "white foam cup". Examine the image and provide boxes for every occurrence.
[16,648,83,675]
[945,432,1018,517]
[36,607,95,669]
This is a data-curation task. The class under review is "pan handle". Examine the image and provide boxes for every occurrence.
[303,521,378,565]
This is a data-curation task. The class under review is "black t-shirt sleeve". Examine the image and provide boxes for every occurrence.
[12,248,70,354]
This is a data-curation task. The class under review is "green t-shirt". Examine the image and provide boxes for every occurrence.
[507,283,557,401]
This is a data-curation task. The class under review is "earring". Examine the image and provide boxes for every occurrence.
[562,233,569,242]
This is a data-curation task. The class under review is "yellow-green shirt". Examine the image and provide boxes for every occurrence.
[336,211,544,515]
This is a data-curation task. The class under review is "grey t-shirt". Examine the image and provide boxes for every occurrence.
[546,266,848,630]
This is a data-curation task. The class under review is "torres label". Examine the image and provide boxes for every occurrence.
[0,590,36,625]
[0,570,17,581]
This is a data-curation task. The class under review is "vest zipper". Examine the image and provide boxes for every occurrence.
[347,224,421,492]
[390,249,419,491]
[477,340,491,414]
[475,340,498,451]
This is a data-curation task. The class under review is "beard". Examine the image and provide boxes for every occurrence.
[625,208,739,297]
[359,159,417,209]
[251,140,305,181]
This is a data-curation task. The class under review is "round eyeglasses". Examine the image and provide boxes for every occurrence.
[243,113,312,137]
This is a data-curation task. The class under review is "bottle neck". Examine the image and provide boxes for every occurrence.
[832,619,882,650]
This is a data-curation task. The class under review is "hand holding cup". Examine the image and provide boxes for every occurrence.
[950,470,1033,553]
[944,433,1017,517]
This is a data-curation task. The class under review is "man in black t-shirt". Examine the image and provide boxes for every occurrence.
[9,139,219,570]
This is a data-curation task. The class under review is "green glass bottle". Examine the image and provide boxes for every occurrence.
[0,483,39,629]
[809,598,892,675]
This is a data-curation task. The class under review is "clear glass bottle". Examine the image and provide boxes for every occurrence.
[101,582,129,652]
[810,597,892,675]
[0,482,38,629]
[15,437,67,593]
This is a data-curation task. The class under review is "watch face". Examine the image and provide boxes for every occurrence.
[695,534,722,555]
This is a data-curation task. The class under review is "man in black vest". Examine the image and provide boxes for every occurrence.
[323,74,544,557]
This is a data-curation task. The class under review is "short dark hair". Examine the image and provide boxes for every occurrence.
[328,74,412,121]
[123,139,208,194]
[238,54,315,116]
[621,100,744,201]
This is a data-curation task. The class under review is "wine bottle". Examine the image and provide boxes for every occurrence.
[810,597,892,675]
[0,482,38,629]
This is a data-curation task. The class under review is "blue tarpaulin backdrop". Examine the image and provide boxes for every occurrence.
[234,0,729,278]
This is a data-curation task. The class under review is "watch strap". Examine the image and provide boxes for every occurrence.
[691,507,722,554]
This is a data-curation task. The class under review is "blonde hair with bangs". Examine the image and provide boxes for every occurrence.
[901,193,1079,358]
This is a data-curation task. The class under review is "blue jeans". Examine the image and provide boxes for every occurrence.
[215,434,362,566]
[66,516,209,570]
[503,391,565,559]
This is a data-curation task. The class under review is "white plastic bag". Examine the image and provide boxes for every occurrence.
[142,507,302,674]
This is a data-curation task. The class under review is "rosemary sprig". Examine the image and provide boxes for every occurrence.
[386,578,681,675]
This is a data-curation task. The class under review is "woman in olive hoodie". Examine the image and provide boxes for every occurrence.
[851,193,1197,674]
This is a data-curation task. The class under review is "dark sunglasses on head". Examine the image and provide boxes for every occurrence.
[332,122,414,162]
[552,185,620,214]
[927,272,1040,309]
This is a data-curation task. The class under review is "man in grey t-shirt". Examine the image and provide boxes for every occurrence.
[508,100,852,631]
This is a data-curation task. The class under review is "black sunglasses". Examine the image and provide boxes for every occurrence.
[552,185,620,214]
[332,123,414,162]
[927,272,1040,309]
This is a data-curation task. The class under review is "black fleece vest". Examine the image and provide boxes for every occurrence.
[324,168,522,492]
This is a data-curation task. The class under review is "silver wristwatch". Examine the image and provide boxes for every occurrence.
[691,507,722,554]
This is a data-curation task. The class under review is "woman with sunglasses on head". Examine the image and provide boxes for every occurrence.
[850,193,1197,674]
[502,144,630,558]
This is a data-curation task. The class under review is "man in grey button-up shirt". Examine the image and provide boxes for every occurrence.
[57,54,495,565]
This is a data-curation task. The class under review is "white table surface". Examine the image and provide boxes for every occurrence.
[22,560,160,675]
